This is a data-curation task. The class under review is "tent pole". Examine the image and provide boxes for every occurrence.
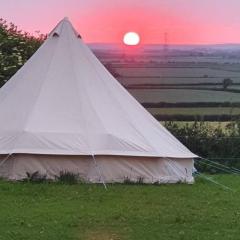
[91,154,107,190]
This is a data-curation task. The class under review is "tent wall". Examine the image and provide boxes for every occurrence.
[0,154,194,183]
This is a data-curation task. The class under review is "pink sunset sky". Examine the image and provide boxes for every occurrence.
[1,0,240,44]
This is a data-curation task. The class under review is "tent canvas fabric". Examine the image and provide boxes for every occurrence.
[0,18,197,183]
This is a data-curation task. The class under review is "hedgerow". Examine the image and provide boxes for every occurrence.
[164,121,240,173]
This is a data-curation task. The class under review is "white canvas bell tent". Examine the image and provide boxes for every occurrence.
[0,18,197,183]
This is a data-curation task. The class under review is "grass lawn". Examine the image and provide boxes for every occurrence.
[0,175,240,240]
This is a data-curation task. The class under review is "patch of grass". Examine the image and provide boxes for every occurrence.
[0,175,240,239]
[136,176,144,184]
[84,228,122,240]
[56,171,82,185]
[123,176,135,185]
[123,176,145,185]
[23,171,47,183]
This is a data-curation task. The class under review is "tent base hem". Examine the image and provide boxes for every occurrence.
[0,154,194,184]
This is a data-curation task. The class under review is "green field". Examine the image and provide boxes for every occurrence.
[1,176,240,240]
[147,107,240,116]
[116,66,240,85]
[113,64,240,120]
[230,86,240,90]
[129,89,240,103]
[116,67,240,79]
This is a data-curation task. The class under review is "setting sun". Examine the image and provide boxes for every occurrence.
[123,32,140,46]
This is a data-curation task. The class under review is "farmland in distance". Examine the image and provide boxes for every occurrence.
[92,44,240,121]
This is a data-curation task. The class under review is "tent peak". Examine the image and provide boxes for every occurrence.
[49,17,82,39]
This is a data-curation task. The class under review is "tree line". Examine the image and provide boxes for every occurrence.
[0,18,44,86]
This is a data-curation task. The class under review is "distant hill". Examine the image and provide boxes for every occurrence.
[88,42,240,52]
